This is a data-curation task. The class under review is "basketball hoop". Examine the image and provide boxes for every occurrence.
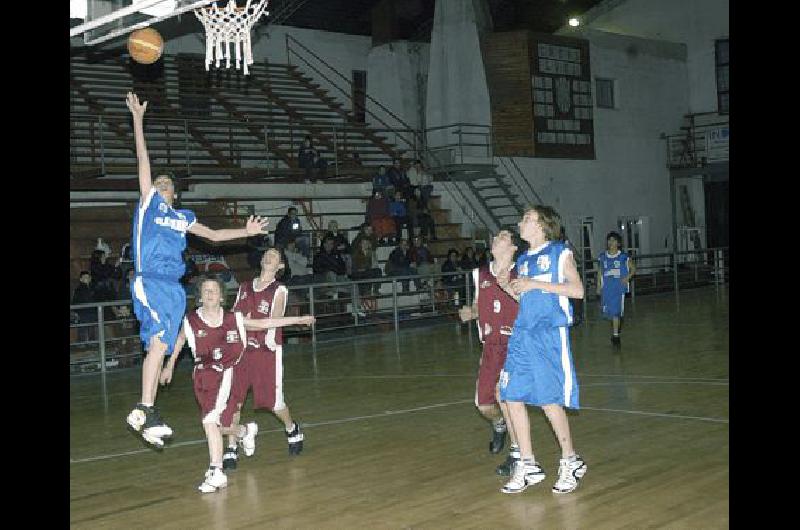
[194,1,269,75]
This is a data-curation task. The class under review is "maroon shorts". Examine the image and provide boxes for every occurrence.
[224,346,284,416]
[475,342,509,406]
[193,366,235,427]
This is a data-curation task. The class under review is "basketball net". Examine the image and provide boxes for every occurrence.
[194,1,269,75]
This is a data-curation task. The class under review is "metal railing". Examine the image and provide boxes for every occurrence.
[663,113,729,169]
[70,247,728,374]
[69,269,472,374]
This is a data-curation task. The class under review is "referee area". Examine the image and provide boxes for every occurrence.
[70,285,729,528]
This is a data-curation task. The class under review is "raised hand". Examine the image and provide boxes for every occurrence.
[245,215,269,235]
[125,92,148,120]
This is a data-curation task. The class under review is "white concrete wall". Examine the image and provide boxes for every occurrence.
[565,0,728,114]
[500,29,689,257]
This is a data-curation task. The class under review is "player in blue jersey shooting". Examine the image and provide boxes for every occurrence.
[597,231,635,345]
[498,206,588,495]
[124,92,270,448]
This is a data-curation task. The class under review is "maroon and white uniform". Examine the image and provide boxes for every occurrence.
[472,262,519,406]
[225,278,289,413]
[184,309,247,426]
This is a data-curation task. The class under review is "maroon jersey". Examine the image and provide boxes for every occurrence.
[234,278,289,351]
[184,309,246,370]
[473,262,519,345]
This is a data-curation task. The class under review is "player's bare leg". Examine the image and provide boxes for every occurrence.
[500,401,546,494]
[495,389,520,476]
[477,404,508,454]
[274,406,304,455]
[198,422,229,493]
[223,407,257,469]
[542,404,587,493]
[127,335,173,447]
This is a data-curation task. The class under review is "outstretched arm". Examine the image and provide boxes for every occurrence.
[126,92,152,199]
[188,215,270,243]
[244,314,315,330]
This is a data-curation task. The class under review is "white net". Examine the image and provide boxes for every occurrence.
[194,1,269,75]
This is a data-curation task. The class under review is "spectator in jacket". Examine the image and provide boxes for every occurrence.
[389,190,413,244]
[313,236,347,297]
[366,190,395,244]
[385,238,416,293]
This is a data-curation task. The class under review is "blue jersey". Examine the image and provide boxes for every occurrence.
[598,250,630,295]
[132,188,197,280]
[514,241,573,329]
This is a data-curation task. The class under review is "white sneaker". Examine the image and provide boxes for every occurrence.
[198,467,228,494]
[126,407,146,432]
[552,455,587,494]
[240,422,258,457]
[501,460,546,494]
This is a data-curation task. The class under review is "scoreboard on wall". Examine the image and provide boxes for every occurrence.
[530,33,595,159]
[482,31,595,159]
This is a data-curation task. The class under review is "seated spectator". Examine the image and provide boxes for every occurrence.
[408,188,437,241]
[407,159,433,204]
[409,235,436,290]
[275,207,309,256]
[441,248,465,306]
[72,271,97,343]
[366,189,395,245]
[351,223,378,261]
[350,238,383,315]
[322,219,351,275]
[297,136,327,181]
[90,248,118,289]
[476,247,490,267]
[313,236,348,297]
[372,165,392,198]
[385,238,416,293]
[285,239,314,286]
[389,190,413,244]
[459,247,478,270]
[388,158,410,199]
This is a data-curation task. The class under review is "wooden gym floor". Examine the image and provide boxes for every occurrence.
[70,286,729,529]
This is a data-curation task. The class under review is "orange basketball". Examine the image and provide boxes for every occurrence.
[127,28,164,65]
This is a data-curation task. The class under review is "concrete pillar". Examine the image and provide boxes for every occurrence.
[425,0,493,164]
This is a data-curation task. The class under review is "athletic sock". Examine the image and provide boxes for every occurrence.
[286,422,296,434]
[509,443,520,458]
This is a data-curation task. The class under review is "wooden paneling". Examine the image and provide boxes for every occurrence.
[481,31,534,156]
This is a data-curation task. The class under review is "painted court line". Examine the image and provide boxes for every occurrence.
[71,398,727,464]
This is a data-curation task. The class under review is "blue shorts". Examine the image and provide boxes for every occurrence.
[601,284,626,318]
[498,326,579,409]
[131,275,186,353]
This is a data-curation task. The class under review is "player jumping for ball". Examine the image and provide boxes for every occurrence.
[499,206,588,495]
[125,92,269,448]
[160,275,314,493]
[220,248,309,470]
[597,231,635,345]
[458,230,524,476]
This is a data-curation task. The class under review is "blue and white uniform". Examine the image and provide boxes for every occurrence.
[130,187,196,352]
[598,250,629,319]
[499,241,579,409]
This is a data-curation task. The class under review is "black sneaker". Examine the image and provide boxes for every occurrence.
[222,446,238,470]
[286,422,305,456]
[611,335,621,346]
[496,453,520,476]
[127,404,173,448]
[489,424,507,454]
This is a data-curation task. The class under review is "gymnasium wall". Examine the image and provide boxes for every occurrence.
[563,0,729,114]
[499,29,689,256]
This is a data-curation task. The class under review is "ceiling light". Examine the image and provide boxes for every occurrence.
[568,17,580,27]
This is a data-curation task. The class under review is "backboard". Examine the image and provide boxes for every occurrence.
[70,0,214,46]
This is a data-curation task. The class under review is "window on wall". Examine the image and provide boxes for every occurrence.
[715,39,729,114]
[595,78,615,109]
